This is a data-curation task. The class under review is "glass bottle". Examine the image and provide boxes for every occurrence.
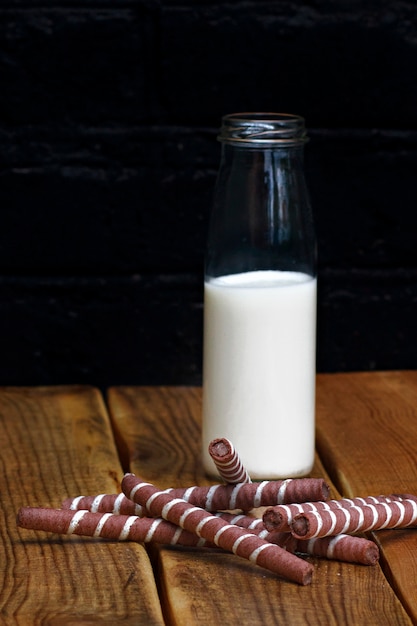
[201,112,317,479]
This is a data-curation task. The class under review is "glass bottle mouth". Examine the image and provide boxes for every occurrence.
[217,112,308,147]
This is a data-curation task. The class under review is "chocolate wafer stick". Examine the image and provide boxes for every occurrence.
[121,473,314,585]
[62,477,329,516]
[166,477,329,511]
[17,507,215,547]
[263,495,406,532]
[208,438,252,484]
[291,498,417,539]
[292,534,379,566]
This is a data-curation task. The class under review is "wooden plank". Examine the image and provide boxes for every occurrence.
[107,385,412,626]
[0,385,164,626]
[316,371,417,624]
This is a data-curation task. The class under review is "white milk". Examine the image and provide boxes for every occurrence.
[202,270,317,479]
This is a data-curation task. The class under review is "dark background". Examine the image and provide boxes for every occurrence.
[0,1,416,390]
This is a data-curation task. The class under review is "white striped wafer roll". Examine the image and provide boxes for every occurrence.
[292,534,379,566]
[263,495,406,532]
[291,498,417,539]
[208,438,252,484]
[17,507,215,547]
[166,477,329,511]
[62,477,329,515]
[121,473,314,585]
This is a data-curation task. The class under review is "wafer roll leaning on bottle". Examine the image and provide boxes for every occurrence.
[291,498,417,539]
[208,438,252,484]
[121,473,314,585]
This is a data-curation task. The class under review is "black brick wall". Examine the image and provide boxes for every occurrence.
[0,1,416,388]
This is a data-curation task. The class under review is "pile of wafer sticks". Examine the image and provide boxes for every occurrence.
[17,438,417,585]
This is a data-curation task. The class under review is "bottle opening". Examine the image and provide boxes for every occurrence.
[218,112,307,147]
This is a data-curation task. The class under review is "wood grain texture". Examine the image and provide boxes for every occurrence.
[316,371,417,496]
[316,370,417,624]
[0,385,164,625]
[107,386,213,488]
[107,385,412,626]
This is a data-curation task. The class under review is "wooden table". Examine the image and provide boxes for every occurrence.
[1,372,417,624]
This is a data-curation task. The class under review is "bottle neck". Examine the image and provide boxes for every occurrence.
[218,112,307,148]
[220,142,305,172]
[206,117,315,280]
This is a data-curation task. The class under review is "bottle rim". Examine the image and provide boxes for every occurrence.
[217,112,308,146]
